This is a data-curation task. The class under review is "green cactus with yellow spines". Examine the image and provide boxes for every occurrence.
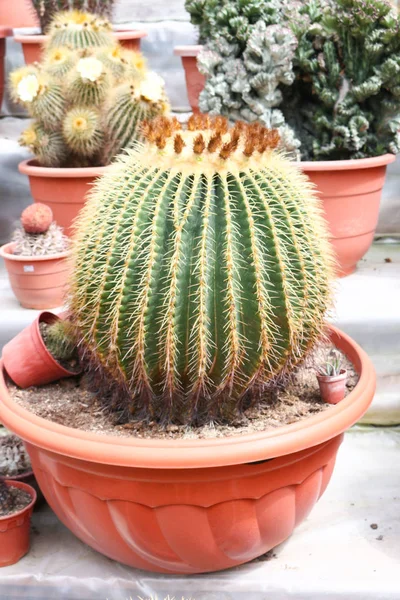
[46,11,114,49]
[10,11,169,168]
[70,114,334,425]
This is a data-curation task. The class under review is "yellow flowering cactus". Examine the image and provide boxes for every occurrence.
[10,11,170,168]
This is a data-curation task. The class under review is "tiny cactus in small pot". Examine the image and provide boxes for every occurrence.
[316,349,348,405]
[2,311,80,389]
[70,113,335,425]
[0,204,70,309]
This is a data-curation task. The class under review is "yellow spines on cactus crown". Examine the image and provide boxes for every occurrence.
[122,49,148,79]
[63,107,103,158]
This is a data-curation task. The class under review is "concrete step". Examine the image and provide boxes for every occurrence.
[0,428,398,599]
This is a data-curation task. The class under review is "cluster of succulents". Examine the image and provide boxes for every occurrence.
[187,0,400,161]
[12,203,69,256]
[30,0,115,33]
[282,0,400,160]
[0,433,32,478]
[70,113,334,425]
[11,11,169,168]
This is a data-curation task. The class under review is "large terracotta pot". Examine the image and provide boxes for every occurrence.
[0,480,37,567]
[0,242,69,309]
[14,30,147,64]
[19,159,107,236]
[174,45,205,113]
[300,154,395,276]
[0,326,375,574]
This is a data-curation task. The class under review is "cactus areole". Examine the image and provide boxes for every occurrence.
[71,115,334,425]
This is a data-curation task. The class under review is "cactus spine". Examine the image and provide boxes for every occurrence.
[11,11,169,168]
[31,0,115,34]
[70,115,334,424]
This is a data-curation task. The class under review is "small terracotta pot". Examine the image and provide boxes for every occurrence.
[0,480,36,567]
[317,369,348,405]
[174,45,205,113]
[0,27,12,109]
[19,159,107,236]
[0,242,69,309]
[0,326,376,574]
[15,30,147,64]
[300,154,395,277]
[2,311,78,389]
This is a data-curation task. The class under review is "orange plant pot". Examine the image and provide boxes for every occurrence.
[317,370,348,405]
[0,480,36,567]
[2,311,78,388]
[0,326,375,574]
[300,154,395,276]
[174,45,205,113]
[0,0,37,29]
[0,242,70,309]
[14,30,147,64]
[19,159,107,236]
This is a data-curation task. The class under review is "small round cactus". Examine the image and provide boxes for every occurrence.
[70,114,335,424]
[21,203,53,234]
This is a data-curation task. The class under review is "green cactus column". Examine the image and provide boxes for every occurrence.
[70,115,334,424]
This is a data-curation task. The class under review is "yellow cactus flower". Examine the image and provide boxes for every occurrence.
[77,57,103,82]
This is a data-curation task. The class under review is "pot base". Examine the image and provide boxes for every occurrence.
[26,435,342,574]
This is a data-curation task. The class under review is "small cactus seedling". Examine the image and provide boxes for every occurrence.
[70,114,335,425]
[13,204,69,257]
[318,350,343,377]
[11,11,169,168]
[21,203,53,234]
[44,320,78,362]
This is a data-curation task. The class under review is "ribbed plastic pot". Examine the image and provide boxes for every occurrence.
[2,311,78,388]
[174,45,205,113]
[14,30,147,64]
[300,154,395,276]
[0,243,70,309]
[18,160,107,236]
[0,480,36,567]
[0,326,375,574]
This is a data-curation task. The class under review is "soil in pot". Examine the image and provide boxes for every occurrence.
[0,483,32,517]
[7,343,358,439]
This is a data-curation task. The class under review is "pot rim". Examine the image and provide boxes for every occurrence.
[317,369,347,383]
[0,26,12,38]
[14,30,147,43]
[0,242,70,262]
[0,480,37,522]
[0,325,375,469]
[299,153,395,171]
[174,45,204,57]
[18,158,109,179]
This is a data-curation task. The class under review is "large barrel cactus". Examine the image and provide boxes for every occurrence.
[70,115,334,424]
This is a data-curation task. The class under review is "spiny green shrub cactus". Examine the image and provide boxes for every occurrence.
[10,11,169,168]
[282,0,400,160]
[44,320,77,362]
[70,114,334,425]
[31,1,115,34]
